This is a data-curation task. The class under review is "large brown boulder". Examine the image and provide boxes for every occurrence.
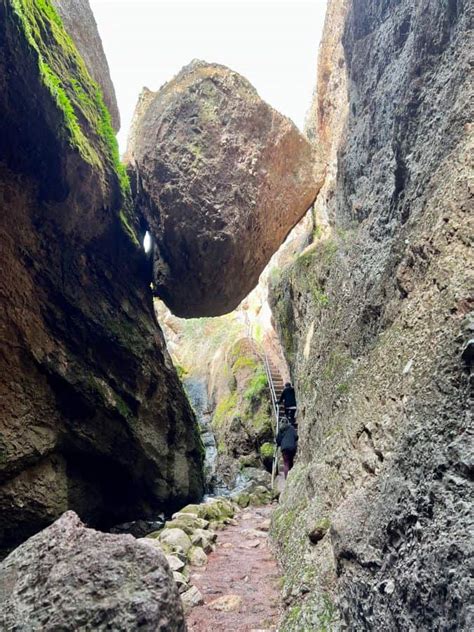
[0,511,186,631]
[52,0,121,130]
[127,60,323,317]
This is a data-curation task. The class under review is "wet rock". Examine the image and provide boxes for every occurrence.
[52,0,121,130]
[0,511,185,631]
[127,60,323,317]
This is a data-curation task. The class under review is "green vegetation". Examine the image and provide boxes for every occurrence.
[232,356,258,372]
[212,392,238,429]
[174,363,188,380]
[244,368,268,403]
[336,382,349,394]
[259,442,274,459]
[317,594,338,631]
[11,0,132,214]
[312,287,330,307]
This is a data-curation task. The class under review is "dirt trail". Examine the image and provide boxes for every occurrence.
[187,504,281,632]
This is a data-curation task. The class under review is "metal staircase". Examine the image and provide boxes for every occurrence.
[243,318,286,488]
[261,351,285,488]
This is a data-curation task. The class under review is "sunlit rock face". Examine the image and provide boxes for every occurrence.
[126,60,323,318]
[52,0,121,131]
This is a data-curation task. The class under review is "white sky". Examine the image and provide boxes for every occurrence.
[90,0,328,152]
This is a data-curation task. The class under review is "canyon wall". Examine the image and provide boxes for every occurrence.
[270,0,472,629]
[0,0,204,555]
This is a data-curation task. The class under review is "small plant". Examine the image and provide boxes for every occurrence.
[244,369,268,402]
[312,287,330,307]
[259,442,274,459]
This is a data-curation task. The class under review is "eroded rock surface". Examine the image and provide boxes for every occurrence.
[127,60,323,317]
[0,0,203,555]
[0,511,186,631]
[52,0,121,130]
[270,0,472,630]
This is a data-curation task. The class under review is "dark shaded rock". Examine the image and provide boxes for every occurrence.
[0,511,186,631]
[0,0,204,555]
[52,0,121,130]
[126,60,323,317]
[110,517,166,538]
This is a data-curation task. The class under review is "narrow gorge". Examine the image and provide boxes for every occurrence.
[0,0,471,631]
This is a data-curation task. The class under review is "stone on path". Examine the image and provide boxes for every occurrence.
[127,60,323,317]
[182,586,205,613]
[208,594,243,612]
[0,511,185,631]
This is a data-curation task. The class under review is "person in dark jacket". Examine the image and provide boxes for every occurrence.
[276,420,298,479]
[278,382,297,425]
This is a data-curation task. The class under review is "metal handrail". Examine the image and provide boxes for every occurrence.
[244,316,281,488]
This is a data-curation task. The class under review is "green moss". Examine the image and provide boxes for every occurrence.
[232,356,258,373]
[312,287,330,307]
[317,594,338,631]
[259,442,274,459]
[11,0,131,202]
[119,208,140,247]
[336,382,349,394]
[244,369,268,402]
[212,392,238,429]
[315,517,331,531]
[174,363,188,380]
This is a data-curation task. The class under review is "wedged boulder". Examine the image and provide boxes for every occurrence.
[0,512,185,631]
[52,0,121,130]
[127,60,323,317]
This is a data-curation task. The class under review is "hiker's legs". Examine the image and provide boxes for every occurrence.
[282,450,295,478]
[282,450,290,478]
[287,449,295,471]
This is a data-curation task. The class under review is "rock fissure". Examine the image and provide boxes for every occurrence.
[0,0,472,630]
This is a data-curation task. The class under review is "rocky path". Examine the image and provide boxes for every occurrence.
[187,505,281,632]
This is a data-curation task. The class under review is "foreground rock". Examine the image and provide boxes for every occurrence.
[0,1,203,554]
[0,512,186,631]
[270,0,472,630]
[52,0,121,130]
[127,60,323,317]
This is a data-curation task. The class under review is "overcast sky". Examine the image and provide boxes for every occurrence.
[90,0,328,152]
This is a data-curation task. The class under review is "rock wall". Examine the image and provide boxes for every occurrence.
[270,0,472,629]
[0,0,203,555]
[52,0,121,131]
